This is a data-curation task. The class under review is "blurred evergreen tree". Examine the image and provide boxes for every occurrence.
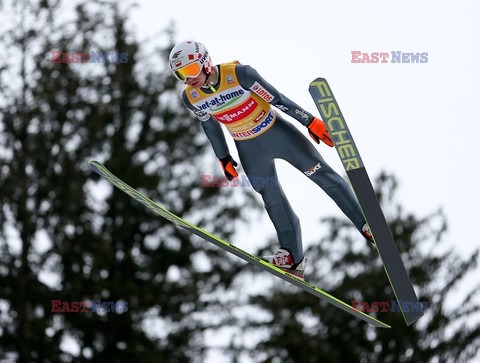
[227,172,480,363]
[0,0,257,361]
[2,2,479,363]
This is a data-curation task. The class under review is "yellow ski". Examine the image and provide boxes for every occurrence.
[89,160,390,328]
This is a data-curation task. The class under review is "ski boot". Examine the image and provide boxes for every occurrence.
[361,223,375,246]
[263,248,307,280]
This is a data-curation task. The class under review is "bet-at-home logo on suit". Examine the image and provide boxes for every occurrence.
[185,62,277,141]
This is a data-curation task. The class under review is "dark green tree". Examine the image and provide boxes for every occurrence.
[0,1,256,361]
[223,172,480,363]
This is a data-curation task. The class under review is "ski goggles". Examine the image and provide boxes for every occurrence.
[173,62,202,82]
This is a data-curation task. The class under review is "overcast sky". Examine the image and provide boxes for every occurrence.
[56,1,478,360]
[130,0,480,264]
[85,0,480,360]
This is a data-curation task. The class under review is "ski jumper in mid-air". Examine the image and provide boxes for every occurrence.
[169,40,373,279]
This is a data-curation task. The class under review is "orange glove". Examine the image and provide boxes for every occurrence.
[219,155,239,181]
[307,117,334,147]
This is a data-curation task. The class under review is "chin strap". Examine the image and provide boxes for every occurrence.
[202,66,219,92]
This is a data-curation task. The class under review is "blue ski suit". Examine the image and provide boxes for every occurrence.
[182,61,365,263]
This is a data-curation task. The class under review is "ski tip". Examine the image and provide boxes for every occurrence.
[378,321,392,329]
[89,160,102,172]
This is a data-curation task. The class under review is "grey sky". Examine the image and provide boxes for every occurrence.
[131,0,480,265]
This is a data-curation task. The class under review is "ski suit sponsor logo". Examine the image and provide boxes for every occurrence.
[215,98,258,123]
[190,89,200,99]
[230,110,275,139]
[310,80,362,170]
[295,109,309,120]
[226,74,234,84]
[196,87,245,112]
[276,104,289,112]
[250,110,275,133]
[250,81,274,102]
[198,50,208,65]
[193,109,210,121]
[254,110,266,122]
[304,162,322,176]
[227,117,258,132]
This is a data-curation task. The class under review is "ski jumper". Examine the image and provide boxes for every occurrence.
[182,62,365,263]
